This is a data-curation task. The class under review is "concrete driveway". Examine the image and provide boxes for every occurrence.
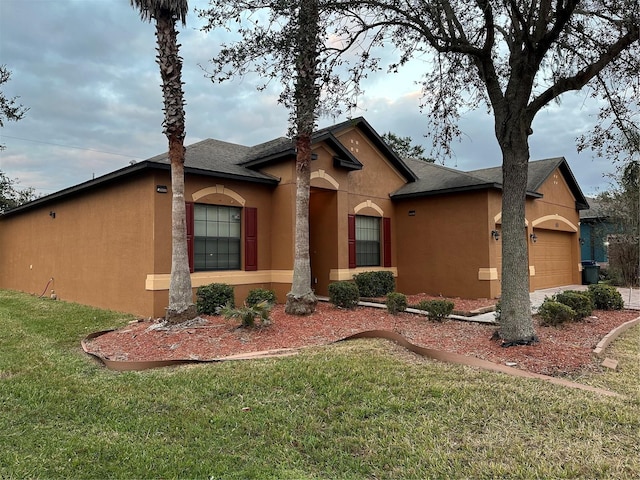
[531,285,640,311]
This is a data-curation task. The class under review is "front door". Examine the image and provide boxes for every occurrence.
[309,188,338,296]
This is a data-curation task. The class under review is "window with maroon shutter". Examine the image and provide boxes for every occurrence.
[348,214,356,268]
[193,204,241,271]
[185,202,194,273]
[355,215,381,267]
[383,217,391,267]
[244,207,258,271]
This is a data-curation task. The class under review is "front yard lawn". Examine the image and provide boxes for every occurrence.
[1,290,639,479]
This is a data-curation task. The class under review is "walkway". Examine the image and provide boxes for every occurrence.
[468,284,640,323]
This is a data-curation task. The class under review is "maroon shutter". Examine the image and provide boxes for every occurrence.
[383,217,391,267]
[185,202,194,273]
[348,214,356,269]
[244,207,258,271]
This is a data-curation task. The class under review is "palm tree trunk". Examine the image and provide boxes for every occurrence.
[155,13,196,323]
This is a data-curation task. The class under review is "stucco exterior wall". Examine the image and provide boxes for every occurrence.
[0,173,157,316]
[526,168,582,289]
[394,190,495,299]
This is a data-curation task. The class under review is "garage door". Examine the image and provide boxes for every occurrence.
[531,229,574,290]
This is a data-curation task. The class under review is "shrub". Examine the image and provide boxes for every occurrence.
[552,290,593,320]
[217,301,272,328]
[328,281,360,309]
[386,292,407,315]
[196,283,235,315]
[246,288,277,307]
[353,271,395,298]
[537,300,575,326]
[587,284,624,310]
[416,299,454,322]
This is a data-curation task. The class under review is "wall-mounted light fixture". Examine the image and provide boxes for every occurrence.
[491,230,500,241]
[49,211,56,219]
[579,237,585,246]
[156,185,168,194]
[530,233,538,243]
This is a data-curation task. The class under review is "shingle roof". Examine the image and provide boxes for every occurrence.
[147,138,279,182]
[393,156,589,210]
[392,159,497,198]
[580,197,604,220]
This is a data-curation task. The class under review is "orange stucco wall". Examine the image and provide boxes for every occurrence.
[0,173,157,316]
[394,190,495,299]
[526,168,582,290]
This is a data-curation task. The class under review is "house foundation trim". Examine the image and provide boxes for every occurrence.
[329,267,398,281]
[145,270,294,291]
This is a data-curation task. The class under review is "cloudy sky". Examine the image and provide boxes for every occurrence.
[0,0,618,198]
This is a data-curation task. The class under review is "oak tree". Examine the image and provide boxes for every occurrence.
[329,0,639,344]
[0,65,28,151]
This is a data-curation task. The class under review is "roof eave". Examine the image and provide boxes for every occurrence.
[240,149,296,168]
[390,183,544,200]
[0,161,279,218]
[183,166,280,184]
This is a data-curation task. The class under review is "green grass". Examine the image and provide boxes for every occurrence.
[1,290,639,479]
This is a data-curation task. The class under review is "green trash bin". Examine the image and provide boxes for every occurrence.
[582,261,600,285]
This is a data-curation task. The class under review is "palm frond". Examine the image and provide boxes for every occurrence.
[130,0,188,26]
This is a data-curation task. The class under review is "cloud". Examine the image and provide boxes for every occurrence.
[0,0,619,199]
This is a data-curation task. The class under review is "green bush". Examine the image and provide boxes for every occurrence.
[587,284,624,310]
[537,300,575,326]
[328,281,360,309]
[416,299,454,322]
[246,288,277,307]
[217,301,272,328]
[386,292,407,315]
[552,290,593,320]
[353,271,395,298]
[196,283,235,315]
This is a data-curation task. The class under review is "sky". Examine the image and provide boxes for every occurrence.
[0,0,621,199]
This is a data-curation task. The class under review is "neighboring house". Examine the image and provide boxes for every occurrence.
[579,197,611,263]
[0,117,589,317]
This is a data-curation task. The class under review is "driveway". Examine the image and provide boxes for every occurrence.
[531,285,640,310]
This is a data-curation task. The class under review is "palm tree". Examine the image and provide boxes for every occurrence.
[130,0,196,324]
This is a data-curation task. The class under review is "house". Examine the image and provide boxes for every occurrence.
[0,117,589,317]
[579,197,610,263]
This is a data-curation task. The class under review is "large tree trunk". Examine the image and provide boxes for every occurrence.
[497,127,537,345]
[155,13,196,324]
[285,0,319,315]
[285,133,317,315]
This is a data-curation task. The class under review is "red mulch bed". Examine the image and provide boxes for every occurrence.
[84,294,639,377]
